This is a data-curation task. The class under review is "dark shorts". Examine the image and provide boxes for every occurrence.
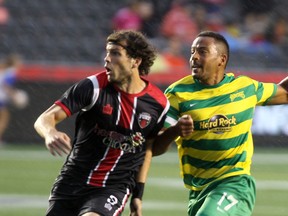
[188,175,256,216]
[46,187,130,216]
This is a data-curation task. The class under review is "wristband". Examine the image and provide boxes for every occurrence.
[131,182,145,200]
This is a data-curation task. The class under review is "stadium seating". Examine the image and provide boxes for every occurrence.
[1,0,288,69]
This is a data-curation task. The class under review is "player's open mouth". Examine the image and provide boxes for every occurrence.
[105,67,112,74]
[191,64,201,68]
[191,65,201,71]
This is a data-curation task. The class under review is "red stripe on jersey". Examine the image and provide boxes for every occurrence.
[95,71,109,88]
[118,94,135,129]
[88,147,122,187]
[146,82,168,109]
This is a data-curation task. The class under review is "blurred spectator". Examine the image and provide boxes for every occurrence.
[192,3,207,32]
[265,15,288,46]
[0,54,28,145]
[219,18,249,52]
[200,0,226,14]
[241,0,276,16]
[160,0,199,44]
[151,36,189,73]
[243,12,270,44]
[112,0,154,32]
[0,0,9,30]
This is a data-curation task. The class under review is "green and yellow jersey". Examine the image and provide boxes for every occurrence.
[164,73,277,191]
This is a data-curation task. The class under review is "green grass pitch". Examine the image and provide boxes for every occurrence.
[0,144,287,216]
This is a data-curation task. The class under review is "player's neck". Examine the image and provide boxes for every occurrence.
[116,76,146,94]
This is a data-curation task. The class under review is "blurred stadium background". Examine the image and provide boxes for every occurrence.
[0,0,288,215]
[0,0,288,144]
[1,0,288,144]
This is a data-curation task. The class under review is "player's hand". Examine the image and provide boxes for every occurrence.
[45,130,71,156]
[129,198,142,216]
[176,115,194,137]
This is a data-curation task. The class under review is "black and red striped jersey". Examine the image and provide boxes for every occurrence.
[51,71,169,197]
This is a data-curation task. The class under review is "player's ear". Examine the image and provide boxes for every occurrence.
[219,54,227,67]
[131,58,141,68]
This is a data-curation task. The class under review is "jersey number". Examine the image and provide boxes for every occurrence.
[217,192,239,211]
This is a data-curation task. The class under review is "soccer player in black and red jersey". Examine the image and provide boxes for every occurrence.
[34,30,169,216]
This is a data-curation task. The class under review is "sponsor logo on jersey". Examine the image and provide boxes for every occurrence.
[138,112,152,128]
[230,91,245,102]
[199,114,237,134]
[94,124,145,153]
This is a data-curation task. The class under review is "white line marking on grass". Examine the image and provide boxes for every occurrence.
[257,180,288,190]
[1,178,288,208]
[153,152,288,165]
[1,150,288,164]
[143,201,186,210]
[0,195,187,210]
[0,195,47,208]
[148,178,288,190]
[0,150,63,161]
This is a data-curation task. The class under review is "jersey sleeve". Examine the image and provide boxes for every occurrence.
[252,79,278,105]
[164,89,179,128]
[55,78,95,116]
[149,100,170,137]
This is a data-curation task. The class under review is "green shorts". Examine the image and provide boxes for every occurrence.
[188,175,256,216]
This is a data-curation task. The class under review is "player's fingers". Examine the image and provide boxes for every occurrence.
[48,146,56,156]
[58,137,72,153]
[46,137,69,156]
[53,141,70,156]
[181,114,190,120]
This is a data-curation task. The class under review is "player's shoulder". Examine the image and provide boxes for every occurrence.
[87,71,109,88]
[227,72,252,81]
[165,74,193,93]
[146,81,169,108]
[232,73,259,86]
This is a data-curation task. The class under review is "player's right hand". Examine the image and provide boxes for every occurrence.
[176,115,194,137]
[45,130,71,156]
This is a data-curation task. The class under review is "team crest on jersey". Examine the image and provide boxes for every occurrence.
[138,112,152,128]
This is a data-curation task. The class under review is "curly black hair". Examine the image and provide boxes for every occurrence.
[107,30,156,76]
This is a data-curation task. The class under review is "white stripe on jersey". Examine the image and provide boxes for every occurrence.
[165,115,178,126]
[130,97,138,130]
[116,92,121,125]
[86,146,110,185]
[82,75,100,111]
[158,99,170,123]
[102,150,124,187]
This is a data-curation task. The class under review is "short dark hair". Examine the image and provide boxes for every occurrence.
[197,31,230,67]
[107,30,156,76]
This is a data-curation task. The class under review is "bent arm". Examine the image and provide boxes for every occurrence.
[152,126,180,156]
[153,115,194,156]
[267,77,288,105]
[34,104,72,156]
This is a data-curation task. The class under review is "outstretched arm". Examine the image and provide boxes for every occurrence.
[267,77,288,105]
[152,115,194,156]
[34,104,72,156]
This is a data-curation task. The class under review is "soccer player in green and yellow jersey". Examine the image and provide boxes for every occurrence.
[153,31,288,216]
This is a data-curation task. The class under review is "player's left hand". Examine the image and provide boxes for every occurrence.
[129,198,142,216]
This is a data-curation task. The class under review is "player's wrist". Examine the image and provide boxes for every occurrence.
[132,182,145,200]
